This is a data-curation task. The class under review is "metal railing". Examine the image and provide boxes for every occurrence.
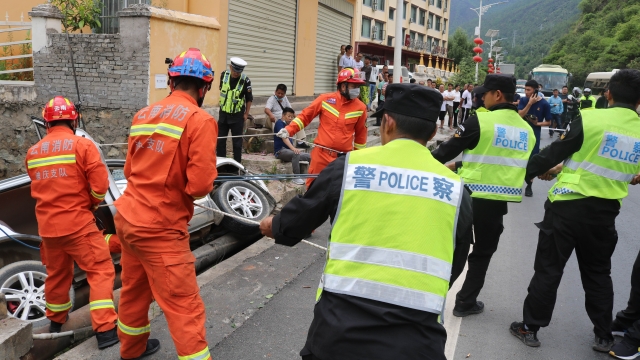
[0,12,33,83]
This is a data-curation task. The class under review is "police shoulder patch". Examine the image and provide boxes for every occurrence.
[326,98,337,105]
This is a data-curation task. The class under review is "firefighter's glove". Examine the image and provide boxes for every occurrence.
[276,128,290,139]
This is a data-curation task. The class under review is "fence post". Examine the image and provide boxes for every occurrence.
[28,4,63,53]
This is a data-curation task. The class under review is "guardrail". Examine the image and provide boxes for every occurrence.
[0,13,33,83]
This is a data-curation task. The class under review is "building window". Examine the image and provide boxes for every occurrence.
[387,36,394,47]
[429,0,435,5]
[443,19,447,33]
[444,0,448,10]
[435,16,441,31]
[98,0,148,34]
[363,0,372,7]
[403,2,407,19]
[373,21,385,40]
[410,6,417,23]
[410,31,416,40]
[417,34,424,43]
[362,17,372,38]
[389,7,395,20]
[419,9,426,26]
[437,0,442,8]
[375,0,385,11]
[428,13,434,29]
[434,39,440,47]
[427,36,433,50]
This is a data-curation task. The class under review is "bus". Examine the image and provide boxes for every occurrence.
[528,64,572,97]
[584,69,619,96]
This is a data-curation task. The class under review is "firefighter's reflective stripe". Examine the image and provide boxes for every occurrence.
[118,320,150,335]
[345,111,364,119]
[130,123,184,140]
[27,154,76,169]
[323,274,446,314]
[91,189,106,201]
[354,142,366,150]
[46,301,72,312]
[461,154,528,168]
[104,234,112,244]
[89,299,115,311]
[322,101,340,117]
[178,346,211,360]
[564,159,635,182]
[330,242,452,281]
[292,117,305,131]
[129,124,157,137]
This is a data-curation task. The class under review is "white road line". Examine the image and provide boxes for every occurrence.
[444,259,470,359]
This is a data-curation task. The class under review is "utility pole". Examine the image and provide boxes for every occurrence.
[470,0,508,82]
[393,0,403,83]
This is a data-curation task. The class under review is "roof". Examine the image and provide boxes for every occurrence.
[532,64,568,74]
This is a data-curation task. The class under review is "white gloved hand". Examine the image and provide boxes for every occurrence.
[276,128,290,139]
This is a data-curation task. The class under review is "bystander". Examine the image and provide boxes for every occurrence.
[444,84,455,129]
[339,45,355,71]
[460,84,473,124]
[367,57,380,110]
[438,84,447,129]
[596,88,609,109]
[548,89,564,137]
[273,107,311,185]
[336,45,345,73]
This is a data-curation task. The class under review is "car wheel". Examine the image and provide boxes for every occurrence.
[0,260,74,328]
[212,181,271,236]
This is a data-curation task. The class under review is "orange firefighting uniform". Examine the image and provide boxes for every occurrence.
[26,125,117,332]
[104,233,121,253]
[284,91,368,187]
[114,90,218,360]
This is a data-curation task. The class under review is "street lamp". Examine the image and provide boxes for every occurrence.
[470,1,508,82]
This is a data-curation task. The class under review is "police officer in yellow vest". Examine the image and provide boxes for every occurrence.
[509,69,640,354]
[217,57,253,163]
[432,74,534,317]
[259,84,473,360]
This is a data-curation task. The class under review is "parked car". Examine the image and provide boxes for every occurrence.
[0,120,275,327]
[375,65,411,83]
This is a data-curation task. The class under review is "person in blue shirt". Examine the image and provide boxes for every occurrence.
[274,107,311,185]
[518,80,551,197]
[547,89,564,138]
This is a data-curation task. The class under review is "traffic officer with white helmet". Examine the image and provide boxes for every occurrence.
[218,57,252,163]
[260,83,473,360]
[580,87,597,110]
[431,74,534,318]
[509,69,640,354]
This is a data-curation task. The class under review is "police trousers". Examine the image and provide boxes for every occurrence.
[523,205,618,340]
[455,199,505,308]
[217,111,244,164]
[614,249,640,345]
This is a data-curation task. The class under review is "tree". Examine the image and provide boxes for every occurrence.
[449,57,486,86]
[447,28,474,68]
[51,0,102,33]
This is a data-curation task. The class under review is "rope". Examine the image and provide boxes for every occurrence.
[192,203,327,251]
[97,133,343,153]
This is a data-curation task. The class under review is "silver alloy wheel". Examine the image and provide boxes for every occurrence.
[2,270,47,322]
[226,185,264,219]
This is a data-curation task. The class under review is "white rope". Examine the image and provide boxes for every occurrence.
[192,203,327,251]
[541,127,566,131]
[97,133,344,154]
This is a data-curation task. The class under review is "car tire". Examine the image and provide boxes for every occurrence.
[0,260,74,328]
[212,181,271,236]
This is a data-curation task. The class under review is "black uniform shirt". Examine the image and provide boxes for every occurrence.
[431,102,519,215]
[218,70,253,115]
[524,104,638,225]
[272,151,474,360]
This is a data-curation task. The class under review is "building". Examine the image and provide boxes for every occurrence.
[4,0,453,99]
[353,0,451,71]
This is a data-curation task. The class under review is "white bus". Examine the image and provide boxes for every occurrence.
[529,64,572,97]
[584,69,619,96]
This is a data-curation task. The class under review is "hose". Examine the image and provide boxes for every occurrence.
[0,225,40,250]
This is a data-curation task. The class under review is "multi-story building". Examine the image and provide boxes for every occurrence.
[353,0,451,71]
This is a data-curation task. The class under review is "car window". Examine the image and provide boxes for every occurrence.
[402,67,409,77]
[110,168,125,181]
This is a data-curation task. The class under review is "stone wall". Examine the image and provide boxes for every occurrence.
[33,32,149,109]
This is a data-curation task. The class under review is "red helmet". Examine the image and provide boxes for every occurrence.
[42,96,78,122]
[336,67,366,85]
[168,48,214,83]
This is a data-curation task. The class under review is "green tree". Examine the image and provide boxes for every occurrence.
[449,57,486,86]
[447,27,474,67]
[51,0,102,33]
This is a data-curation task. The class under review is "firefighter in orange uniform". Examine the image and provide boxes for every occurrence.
[104,233,121,253]
[113,48,218,360]
[26,96,119,349]
[277,67,368,187]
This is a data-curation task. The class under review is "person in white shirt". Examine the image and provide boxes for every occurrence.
[264,83,308,148]
[460,84,474,124]
[443,83,456,129]
[452,84,462,128]
[368,57,380,110]
[438,84,447,129]
[339,45,356,71]
[354,52,364,71]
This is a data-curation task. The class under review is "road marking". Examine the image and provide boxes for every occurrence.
[444,258,469,359]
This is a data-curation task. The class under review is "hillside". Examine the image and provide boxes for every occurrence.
[451,0,581,78]
[544,0,640,87]
[449,0,477,30]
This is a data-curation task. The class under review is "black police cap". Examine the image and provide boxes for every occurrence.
[474,74,517,95]
[372,83,442,123]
